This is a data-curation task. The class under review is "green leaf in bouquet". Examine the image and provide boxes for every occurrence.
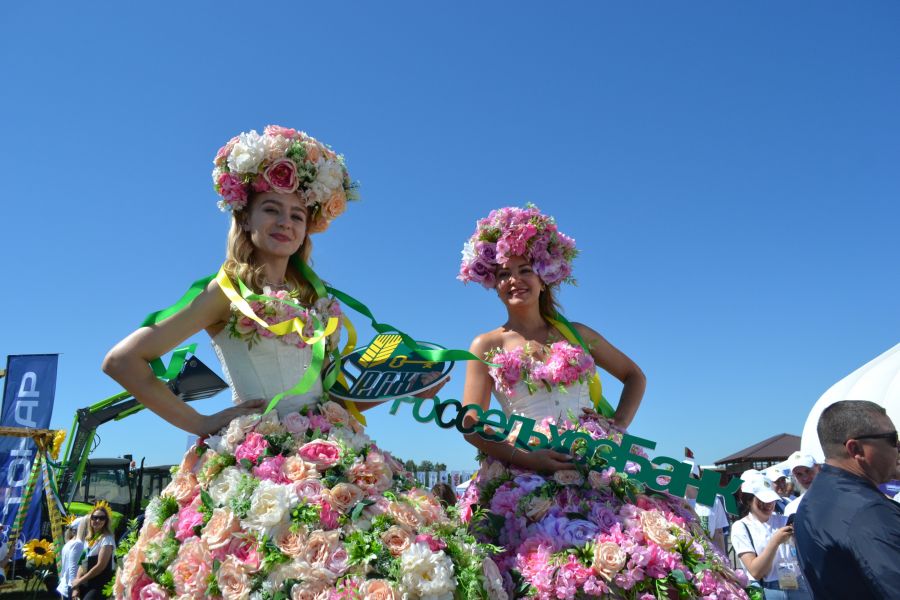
[240,458,254,470]
[155,495,179,527]
[350,498,376,521]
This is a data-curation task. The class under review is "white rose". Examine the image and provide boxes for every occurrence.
[208,466,243,507]
[314,157,344,190]
[265,134,293,162]
[243,480,298,536]
[220,414,259,453]
[328,426,370,452]
[482,558,508,600]
[461,240,476,263]
[399,543,456,599]
[228,130,267,174]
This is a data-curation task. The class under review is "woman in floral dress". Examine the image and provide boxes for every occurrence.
[456,206,751,599]
[103,125,495,600]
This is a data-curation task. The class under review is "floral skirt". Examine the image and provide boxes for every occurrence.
[113,400,498,600]
[458,413,751,600]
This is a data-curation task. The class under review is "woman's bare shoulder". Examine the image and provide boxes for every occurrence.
[469,327,506,354]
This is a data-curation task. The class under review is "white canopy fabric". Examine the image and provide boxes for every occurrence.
[801,342,900,462]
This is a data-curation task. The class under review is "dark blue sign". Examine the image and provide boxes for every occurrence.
[325,335,453,403]
[0,354,58,559]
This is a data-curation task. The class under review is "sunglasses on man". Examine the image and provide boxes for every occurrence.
[851,430,899,448]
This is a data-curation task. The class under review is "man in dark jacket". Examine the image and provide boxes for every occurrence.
[794,400,900,600]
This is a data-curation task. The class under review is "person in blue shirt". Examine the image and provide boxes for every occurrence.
[794,400,900,600]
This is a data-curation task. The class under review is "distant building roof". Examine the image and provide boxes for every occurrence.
[715,433,801,465]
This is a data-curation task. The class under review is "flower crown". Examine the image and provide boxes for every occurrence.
[211,125,359,233]
[458,204,578,288]
[92,499,112,515]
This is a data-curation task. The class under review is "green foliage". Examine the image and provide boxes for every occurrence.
[290,501,321,530]
[142,533,180,589]
[205,566,222,598]
[259,536,291,573]
[264,431,295,455]
[154,495,179,528]
[229,474,260,518]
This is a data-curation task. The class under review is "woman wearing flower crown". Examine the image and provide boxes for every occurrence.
[456,206,751,599]
[103,126,496,600]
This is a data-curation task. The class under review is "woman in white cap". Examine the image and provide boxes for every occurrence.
[731,474,811,599]
[783,453,820,517]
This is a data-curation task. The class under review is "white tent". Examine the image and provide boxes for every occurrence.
[801,342,900,462]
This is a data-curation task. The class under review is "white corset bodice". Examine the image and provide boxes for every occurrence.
[211,330,323,417]
[492,380,593,423]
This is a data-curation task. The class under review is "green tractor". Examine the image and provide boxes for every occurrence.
[55,355,227,534]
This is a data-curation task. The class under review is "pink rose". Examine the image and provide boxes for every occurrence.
[307,414,331,433]
[217,172,247,209]
[235,432,268,463]
[214,136,239,167]
[283,412,310,435]
[227,536,261,572]
[414,533,446,552]
[297,439,341,469]
[251,176,271,193]
[263,158,300,193]
[319,500,340,529]
[174,504,204,541]
[253,455,290,484]
[138,583,169,600]
[170,537,212,598]
[217,555,251,600]
[301,140,322,163]
[264,125,299,139]
[293,478,326,502]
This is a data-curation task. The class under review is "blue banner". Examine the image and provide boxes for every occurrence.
[0,354,58,560]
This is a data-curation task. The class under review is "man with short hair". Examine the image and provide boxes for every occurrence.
[794,400,900,599]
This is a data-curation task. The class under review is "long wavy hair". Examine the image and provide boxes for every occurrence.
[538,285,563,325]
[222,194,318,306]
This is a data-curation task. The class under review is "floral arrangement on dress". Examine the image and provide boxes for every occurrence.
[458,205,578,288]
[485,341,596,397]
[212,125,359,233]
[112,399,500,600]
[459,412,752,600]
[226,288,343,353]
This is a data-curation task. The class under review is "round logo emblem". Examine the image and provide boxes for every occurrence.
[324,334,454,403]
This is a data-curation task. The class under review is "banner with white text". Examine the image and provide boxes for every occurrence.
[0,354,58,559]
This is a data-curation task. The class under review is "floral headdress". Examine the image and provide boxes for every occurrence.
[458,204,578,288]
[211,125,359,233]
[92,499,112,515]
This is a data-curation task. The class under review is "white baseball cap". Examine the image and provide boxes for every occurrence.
[762,465,789,483]
[786,451,817,472]
[741,475,782,503]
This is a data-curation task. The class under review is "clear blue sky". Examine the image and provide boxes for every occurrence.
[2,1,898,471]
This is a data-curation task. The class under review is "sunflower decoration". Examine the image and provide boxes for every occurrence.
[22,538,55,566]
[49,429,66,460]
[63,513,77,527]
[92,499,112,514]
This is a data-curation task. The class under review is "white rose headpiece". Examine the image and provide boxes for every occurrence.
[212,125,358,233]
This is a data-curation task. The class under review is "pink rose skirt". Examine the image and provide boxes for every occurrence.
[459,414,752,599]
[113,400,498,600]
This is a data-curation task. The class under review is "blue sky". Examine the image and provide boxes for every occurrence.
[1,1,898,471]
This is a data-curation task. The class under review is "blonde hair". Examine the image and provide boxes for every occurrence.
[89,507,113,538]
[223,195,318,306]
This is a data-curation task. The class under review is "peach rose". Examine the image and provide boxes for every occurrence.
[201,507,240,552]
[349,460,393,495]
[480,460,508,483]
[170,537,212,598]
[381,526,413,557]
[307,216,329,234]
[302,140,322,164]
[291,579,331,600]
[553,470,585,486]
[217,555,251,600]
[178,447,201,474]
[361,579,397,600]
[321,190,347,221]
[253,411,284,436]
[592,541,627,581]
[327,482,364,513]
[523,496,553,521]
[163,471,198,505]
[387,502,423,530]
[640,510,678,550]
[320,401,350,426]
[276,527,308,558]
[282,455,319,482]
